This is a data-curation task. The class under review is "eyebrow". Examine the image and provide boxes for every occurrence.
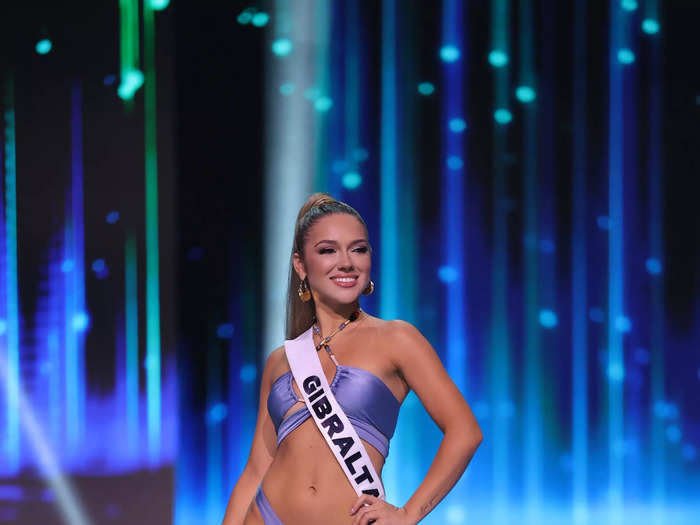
[314,239,368,247]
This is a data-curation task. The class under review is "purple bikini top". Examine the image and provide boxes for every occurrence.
[267,365,400,458]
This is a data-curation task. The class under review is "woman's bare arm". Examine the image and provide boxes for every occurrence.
[221,347,282,525]
[389,320,483,524]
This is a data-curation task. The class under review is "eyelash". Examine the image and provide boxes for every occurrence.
[319,247,369,254]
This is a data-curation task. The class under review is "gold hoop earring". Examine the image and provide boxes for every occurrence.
[298,279,312,302]
[362,280,374,296]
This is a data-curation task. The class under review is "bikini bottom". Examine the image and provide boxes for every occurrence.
[255,485,284,525]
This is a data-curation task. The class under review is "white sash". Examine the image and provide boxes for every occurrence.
[284,327,385,499]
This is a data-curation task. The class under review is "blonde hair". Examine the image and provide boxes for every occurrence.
[285,192,370,339]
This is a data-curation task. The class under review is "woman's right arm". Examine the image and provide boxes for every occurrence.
[221,347,282,525]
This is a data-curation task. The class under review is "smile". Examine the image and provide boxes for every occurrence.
[331,276,358,287]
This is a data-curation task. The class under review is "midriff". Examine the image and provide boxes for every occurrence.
[258,416,385,525]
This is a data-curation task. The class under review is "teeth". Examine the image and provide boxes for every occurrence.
[334,277,356,282]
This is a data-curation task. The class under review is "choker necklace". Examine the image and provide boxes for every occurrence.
[312,309,362,366]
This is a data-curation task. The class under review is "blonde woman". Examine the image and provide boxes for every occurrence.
[222,193,482,525]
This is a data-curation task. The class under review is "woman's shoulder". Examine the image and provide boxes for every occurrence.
[364,315,423,341]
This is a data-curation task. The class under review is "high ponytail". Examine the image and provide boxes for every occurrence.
[285,192,370,339]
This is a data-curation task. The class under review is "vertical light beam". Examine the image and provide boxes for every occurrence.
[125,234,139,460]
[2,71,20,473]
[143,0,162,466]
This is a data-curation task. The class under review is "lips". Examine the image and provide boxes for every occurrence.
[330,275,358,287]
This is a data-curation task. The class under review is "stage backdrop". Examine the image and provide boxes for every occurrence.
[2,1,699,524]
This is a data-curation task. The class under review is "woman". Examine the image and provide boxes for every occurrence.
[222,193,482,525]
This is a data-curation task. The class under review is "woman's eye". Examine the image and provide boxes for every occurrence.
[319,248,334,254]
[354,246,369,253]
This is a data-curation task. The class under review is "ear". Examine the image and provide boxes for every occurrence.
[292,252,306,281]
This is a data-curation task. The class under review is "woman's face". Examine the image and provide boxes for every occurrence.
[294,213,372,307]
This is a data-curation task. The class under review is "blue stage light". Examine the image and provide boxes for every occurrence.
[252,12,270,27]
[216,323,234,339]
[516,85,536,103]
[279,83,295,95]
[72,312,89,332]
[448,118,467,133]
[540,239,555,253]
[35,39,52,55]
[417,82,435,95]
[240,364,257,383]
[106,211,120,223]
[103,74,116,86]
[642,19,660,34]
[0,319,6,335]
[682,444,697,461]
[645,257,662,274]
[488,50,508,67]
[438,265,458,283]
[61,259,74,273]
[589,307,605,323]
[206,403,228,425]
[615,315,631,332]
[271,38,293,56]
[494,108,512,124]
[92,259,106,272]
[150,0,170,9]
[446,156,463,170]
[314,96,333,112]
[634,348,650,364]
[607,363,625,382]
[342,171,362,189]
[621,0,637,11]
[666,425,681,443]
[352,148,369,162]
[617,48,635,64]
[539,309,558,328]
[597,215,611,229]
[440,45,460,62]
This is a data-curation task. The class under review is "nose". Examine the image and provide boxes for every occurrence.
[337,250,354,270]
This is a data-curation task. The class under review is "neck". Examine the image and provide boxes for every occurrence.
[313,299,360,336]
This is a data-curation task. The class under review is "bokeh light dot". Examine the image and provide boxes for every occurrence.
[417,82,435,96]
[617,48,635,65]
[150,0,170,10]
[279,83,295,96]
[539,309,558,328]
[494,108,512,124]
[516,85,536,103]
[92,259,106,272]
[621,0,638,11]
[237,9,254,25]
[314,96,333,112]
[488,50,509,67]
[607,363,625,382]
[352,148,369,162]
[342,172,362,190]
[216,323,235,339]
[666,425,681,443]
[251,12,270,27]
[642,19,660,35]
[446,156,463,170]
[615,315,631,332]
[271,38,292,56]
[72,312,90,332]
[106,211,120,224]
[35,39,52,55]
[440,45,460,62]
[645,257,662,275]
[61,259,74,273]
[438,265,458,283]
[240,364,257,383]
[448,118,467,133]
[207,403,228,425]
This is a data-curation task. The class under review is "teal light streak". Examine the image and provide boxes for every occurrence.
[3,72,20,472]
[489,0,512,520]
[646,2,665,523]
[125,235,139,457]
[608,2,627,521]
[519,0,543,519]
[144,0,162,466]
[35,39,52,55]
